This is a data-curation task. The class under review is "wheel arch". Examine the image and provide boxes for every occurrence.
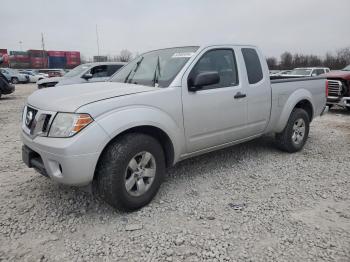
[93,125,175,181]
[274,89,314,133]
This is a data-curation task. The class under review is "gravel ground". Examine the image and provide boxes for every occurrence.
[0,84,349,262]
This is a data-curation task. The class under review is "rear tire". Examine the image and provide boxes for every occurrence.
[275,108,310,153]
[11,77,19,84]
[95,133,165,211]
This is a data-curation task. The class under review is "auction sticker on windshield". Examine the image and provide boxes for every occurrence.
[172,52,194,58]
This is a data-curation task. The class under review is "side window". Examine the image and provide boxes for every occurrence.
[91,65,108,78]
[313,69,324,76]
[189,49,238,90]
[107,64,123,76]
[241,48,263,84]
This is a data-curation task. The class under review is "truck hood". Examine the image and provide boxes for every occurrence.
[28,82,158,112]
[325,70,350,80]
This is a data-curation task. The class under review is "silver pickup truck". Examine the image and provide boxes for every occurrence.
[21,44,327,210]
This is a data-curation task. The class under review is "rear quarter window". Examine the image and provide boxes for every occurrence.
[242,48,263,84]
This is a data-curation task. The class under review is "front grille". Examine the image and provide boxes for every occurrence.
[23,106,53,137]
[328,80,342,97]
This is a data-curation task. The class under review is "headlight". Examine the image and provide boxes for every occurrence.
[48,113,93,137]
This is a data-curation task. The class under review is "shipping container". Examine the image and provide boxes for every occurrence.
[30,57,48,68]
[0,49,9,67]
[9,51,28,56]
[65,51,80,58]
[28,49,47,58]
[48,56,66,69]
[9,62,30,69]
[48,50,66,57]
[65,51,81,69]
[9,55,30,63]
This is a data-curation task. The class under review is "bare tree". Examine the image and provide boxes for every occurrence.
[266,57,278,69]
[280,52,293,69]
[116,49,133,62]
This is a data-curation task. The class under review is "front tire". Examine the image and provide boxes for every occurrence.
[95,133,165,211]
[275,108,310,153]
[11,77,19,84]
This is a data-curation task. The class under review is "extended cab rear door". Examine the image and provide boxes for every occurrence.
[181,46,248,153]
[241,47,271,136]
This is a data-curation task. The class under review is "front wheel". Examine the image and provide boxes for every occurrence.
[95,133,165,211]
[11,77,19,84]
[275,108,310,153]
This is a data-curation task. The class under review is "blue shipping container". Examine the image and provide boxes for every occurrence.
[48,56,66,69]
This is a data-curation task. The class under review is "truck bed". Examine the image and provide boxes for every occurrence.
[265,76,326,133]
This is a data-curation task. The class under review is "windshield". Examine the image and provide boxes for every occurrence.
[64,64,92,77]
[342,65,350,71]
[289,69,312,76]
[111,46,199,87]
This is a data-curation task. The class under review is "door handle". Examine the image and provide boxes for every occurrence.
[234,92,246,99]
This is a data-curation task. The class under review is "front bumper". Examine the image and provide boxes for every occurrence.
[1,84,15,94]
[21,122,110,186]
[327,96,350,107]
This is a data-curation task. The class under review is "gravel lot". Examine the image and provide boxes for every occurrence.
[0,84,349,261]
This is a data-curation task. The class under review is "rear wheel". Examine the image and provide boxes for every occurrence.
[275,108,310,153]
[11,77,19,84]
[95,133,165,211]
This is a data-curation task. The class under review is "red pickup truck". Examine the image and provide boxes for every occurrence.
[326,65,350,111]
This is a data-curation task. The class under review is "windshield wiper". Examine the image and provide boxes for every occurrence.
[152,56,161,87]
[124,56,144,83]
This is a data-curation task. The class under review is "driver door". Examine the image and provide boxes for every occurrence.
[181,48,248,153]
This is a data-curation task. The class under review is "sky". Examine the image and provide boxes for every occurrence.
[1,0,349,59]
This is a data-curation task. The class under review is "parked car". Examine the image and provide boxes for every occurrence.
[0,68,29,84]
[19,70,47,83]
[21,44,327,211]
[37,69,66,78]
[270,70,292,76]
[325,65,350,110]
[36,62,126,88]
[279,67,330,78]
[0,71,15,98]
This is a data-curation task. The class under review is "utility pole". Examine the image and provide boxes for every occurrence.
[41,32,46,68]
[96,24,100,61]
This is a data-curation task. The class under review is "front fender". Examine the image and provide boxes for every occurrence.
[95,105,185,163]
[274,89,314,133]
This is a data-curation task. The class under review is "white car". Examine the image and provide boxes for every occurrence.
[280,67,330,78]
[20,71,47,83]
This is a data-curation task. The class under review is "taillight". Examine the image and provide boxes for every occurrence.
[325,80,329,97]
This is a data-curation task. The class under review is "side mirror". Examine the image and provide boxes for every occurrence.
[188,71,220,92]
[82,73,93,80]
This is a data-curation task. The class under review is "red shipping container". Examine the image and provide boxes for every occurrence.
[65,51,80,58]
[28,49,47,58]
[48,51,66,57]
[9,55,30,63]
[30,57,48,68]
[0,49,9,66]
